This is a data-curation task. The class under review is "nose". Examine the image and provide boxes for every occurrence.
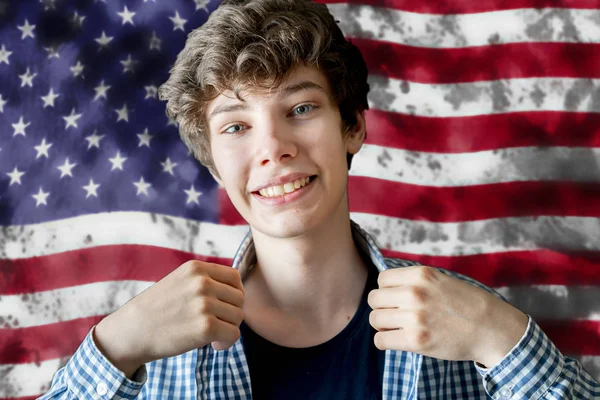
[256,115,298,167]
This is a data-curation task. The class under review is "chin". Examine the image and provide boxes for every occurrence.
[249,213,324,239]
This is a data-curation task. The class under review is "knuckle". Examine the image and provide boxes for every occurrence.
[184,259,203,273]
[196,297,212,314]
[413,328,431,348]
[374,332,385,350]
[408,286,427,305]
[193,276,211,294]
[417,265,437,283]
[367,290,377,306]
[368,310,377,327]
[198,315,218,336]
[413,309,428,327]
[233,308,244,325]
[230,326,241,341]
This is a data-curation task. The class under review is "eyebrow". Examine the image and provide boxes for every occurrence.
[208,81,327,119]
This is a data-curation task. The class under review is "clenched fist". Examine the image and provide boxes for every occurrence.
[368,265,528,368]
[93,260,245,378]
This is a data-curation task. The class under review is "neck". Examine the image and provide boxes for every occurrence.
[243,203,369,336]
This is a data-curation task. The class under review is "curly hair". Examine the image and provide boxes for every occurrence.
[158,0,370,179]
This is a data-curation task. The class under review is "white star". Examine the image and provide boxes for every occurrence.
[63,108,83,129]
[133,177,151,196]
[57,158,76,178]
[71,11,86,28]
[70,61,84,78]
[32,187,50,206]
[44,45,60,59]
[85,131,104,149]
[0,44,12,64]
[41,88,59,108]
[167,115,177,127]
[137,128,153,147]
[144,85,157,99]
[169,11,187,32]
[184,185,202,205]
[117,6,135,25]
[40,0,57,11]
[95,31,113,49]
[19,68,37,88]
[149,31,161,51]
[12,116,30,137]
[34,138,53,159]
[6,167,25,186]
[194,0,210,12]
[115,104,129,122]
[120,54,137,74]
[83,179,100,198]
[109,151,127,171]
[0,94,6,113]
[161,157,178,175]
[17,19,36,39]
[94,80,111,101]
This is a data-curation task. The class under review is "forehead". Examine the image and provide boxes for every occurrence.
[206,66,333,115]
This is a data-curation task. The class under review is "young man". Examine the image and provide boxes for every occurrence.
[41,0,599,399]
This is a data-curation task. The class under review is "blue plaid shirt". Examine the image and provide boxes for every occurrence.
[41,221,599,399]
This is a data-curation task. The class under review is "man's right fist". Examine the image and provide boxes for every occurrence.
[93,260,245,378]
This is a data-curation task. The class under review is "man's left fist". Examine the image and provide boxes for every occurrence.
[367,265,529,368]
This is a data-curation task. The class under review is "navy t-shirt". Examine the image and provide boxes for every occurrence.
[240,261,384,399]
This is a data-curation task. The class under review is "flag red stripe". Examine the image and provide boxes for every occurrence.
[317,0,600,13]
[1,316,598,365]
[0,316,104,365]
[355,39,600,83]
[0,245,231,295]
[539,320,600,356]
[2,245,599,297]
[379,248,600,287]
[348,177,600,222]
[365,109,600,153]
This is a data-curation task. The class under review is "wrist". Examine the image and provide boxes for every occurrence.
[474,300,529,368]
[94,314,145,379]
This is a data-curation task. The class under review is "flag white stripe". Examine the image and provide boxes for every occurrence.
[327,5,600,48]
[2,280,152,328]
[0,212,249,260]
[367,76,600,117]
[1,358,63,398]
[2,212,599,259]
[496,285,600,321]
[350,213,600,256]
[351,145,600,186]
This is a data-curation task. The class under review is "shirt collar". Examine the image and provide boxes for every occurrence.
[231,219,392,280]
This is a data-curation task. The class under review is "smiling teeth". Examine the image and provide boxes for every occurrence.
[259,177,310,198]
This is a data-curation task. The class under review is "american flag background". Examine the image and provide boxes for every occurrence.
[1,0,599,398]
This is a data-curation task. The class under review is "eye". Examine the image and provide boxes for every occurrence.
[290,104,315,116]
[223,124,245,134]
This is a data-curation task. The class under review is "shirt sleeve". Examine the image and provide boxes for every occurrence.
[473,315,600,400]
[38,325,147,399]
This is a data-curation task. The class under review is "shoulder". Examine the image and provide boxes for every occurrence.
[382,256,509,303]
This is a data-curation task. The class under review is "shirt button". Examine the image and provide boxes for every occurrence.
[96,382,108,396]
[497,386,513,399]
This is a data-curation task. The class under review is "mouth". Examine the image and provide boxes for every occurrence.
[252,175,318,198]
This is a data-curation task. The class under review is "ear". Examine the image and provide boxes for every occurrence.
[345,110,366,155]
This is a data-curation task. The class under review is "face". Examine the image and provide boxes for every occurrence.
[206,65,365,239]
